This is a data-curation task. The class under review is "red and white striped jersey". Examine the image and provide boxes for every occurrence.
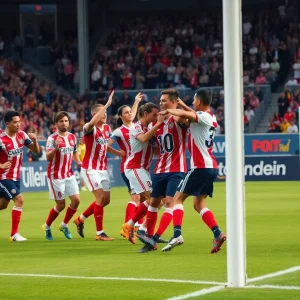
[125,121,153,170]
[82,123,111,170]
[152,116,188,174]
[110,125,130,173]
[46,132,77,179]
[189,111,218,169]
[0,130,32,180]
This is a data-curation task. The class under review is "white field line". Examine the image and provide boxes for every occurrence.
[0,273,225,286]
[248,265,300,283]
[247,284,300,291]
[164,286,225,300]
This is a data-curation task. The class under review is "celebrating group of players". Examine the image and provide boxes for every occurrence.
[0,88,226,254]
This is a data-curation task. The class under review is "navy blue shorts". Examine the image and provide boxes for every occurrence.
[177,169,218,197]
[0,180,21,201]
[121,172,131,192]
[151,172,185,198]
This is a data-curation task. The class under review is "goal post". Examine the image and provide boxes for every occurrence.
[223,0,246,287]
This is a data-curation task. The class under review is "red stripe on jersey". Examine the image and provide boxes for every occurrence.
[191,138,205,168]
[49,178,57,199]
[115,126,130,173]
[154,117,187,174]
[47,132,76,179]
[0,131,30,180]
[82,124,111,170]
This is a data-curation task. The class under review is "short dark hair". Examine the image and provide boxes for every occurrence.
[4,111,19,123]
[160,88,179,101]
[54,111,70,123]
[91,104,104,113]
[194,89,211,106]
[138,102,158,118]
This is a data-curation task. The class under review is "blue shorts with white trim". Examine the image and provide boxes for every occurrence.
[0,180,21,201]
[177,168,218,197]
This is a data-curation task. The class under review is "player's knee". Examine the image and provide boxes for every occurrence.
[193,202,200,213]
[71,197,80,208]
[56,202,66,211]
[14,194,24,207]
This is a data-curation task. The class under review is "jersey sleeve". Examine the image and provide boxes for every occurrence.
[132,123,144,138]
[46,136,55,152]
[110,128,121,142]
[83,123,94,135]
[194,111,214,126]
[23,132,33,146]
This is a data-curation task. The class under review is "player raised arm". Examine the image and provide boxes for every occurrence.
[27,133,40,154]
[160,108,197,122]
[85,90,114,133]
[46,137,60,161]
[131,92,144,119]
[177,97,194,112]
[136,114,166,143]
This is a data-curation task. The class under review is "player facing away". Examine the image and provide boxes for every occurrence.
[73,91,121,241]
[121,103,166,248]
[0,111,40,241]
[108,93,143,236]
[137,89,189,253]
[42,111,81,240]
[160,89,226,253]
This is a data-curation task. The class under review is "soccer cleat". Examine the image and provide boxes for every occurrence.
[161,235,184,252]
[211,232,227,254]
[122,223,135,244]
[120,228,127,239]
[157,237,169,244]
[95,232,114,241]
[138,244,158,253]
[138,234,157,248]
[81,186,88,191]
[10,233,27,242]
[59,225,72,239]
[136,229,146,237]
[73,217,84,238]
[42,225,53,241]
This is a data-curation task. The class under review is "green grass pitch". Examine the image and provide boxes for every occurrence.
[0,182,299,299]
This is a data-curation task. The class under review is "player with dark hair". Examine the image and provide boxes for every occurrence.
[157,89,226,253]
[121,102,166,247]
[73,91,123,240]
[108,93,144,236]
[0,111,40,241]
[42,111,81,240]
[137,89,190,252]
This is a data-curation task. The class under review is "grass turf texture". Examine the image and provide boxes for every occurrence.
[0,182,299,299]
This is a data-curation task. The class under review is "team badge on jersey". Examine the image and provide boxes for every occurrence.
[18,138,24,145]
[168,123,174,130]
[11,189,16,194]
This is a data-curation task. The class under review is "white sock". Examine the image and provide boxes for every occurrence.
[96,230,104,235]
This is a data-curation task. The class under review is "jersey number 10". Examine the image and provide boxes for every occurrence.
[158,134,174,154]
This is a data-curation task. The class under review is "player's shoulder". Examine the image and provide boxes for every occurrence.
[48,132,58,139]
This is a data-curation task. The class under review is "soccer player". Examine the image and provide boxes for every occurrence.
[73,91,120,241]
[137,89,189,253]
[108,93,143,235]
[42,111,81,240]
[0,111,40,242]
[121,102,166,246]
[159,89,226,253]
[77,133,87,191]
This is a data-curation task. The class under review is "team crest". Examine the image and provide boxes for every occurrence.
[95,182,99,187]
[18,138,24,145]
[135,124,141,130]
[11,189,16,194]
[168,123,174,130]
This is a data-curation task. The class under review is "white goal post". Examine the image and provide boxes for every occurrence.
[223,0,246,287]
